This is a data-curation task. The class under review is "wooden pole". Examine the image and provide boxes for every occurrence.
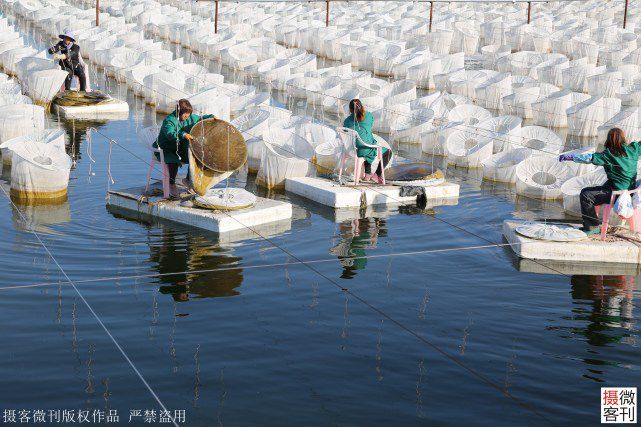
[214,0,219,34]
[95,0,100,26]
[624,0,629,28]
[326,0,330,27]
[527,1,531,24]
[429,1,433,33]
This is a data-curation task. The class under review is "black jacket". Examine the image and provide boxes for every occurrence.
[47,41,82,71]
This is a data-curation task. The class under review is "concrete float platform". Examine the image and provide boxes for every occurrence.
[285,177,459,209]
[511,256,641,276]
[503,220,641,264]
[54,99,129,120]
[107,185,293,237]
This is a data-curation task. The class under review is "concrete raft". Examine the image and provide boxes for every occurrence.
[285,177,460,209]
[503,220,641,265]
[107,185,293,238]
[53,99,129,120]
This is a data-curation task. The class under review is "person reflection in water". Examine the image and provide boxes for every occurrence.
[330,217,387,279]
[149,227,244,301]
[569,274,636,380]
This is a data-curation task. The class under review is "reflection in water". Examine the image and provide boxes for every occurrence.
[330,217,387,279]
[10,195,71,235]
[149,227,244,301]
[569,275,638,381]
[570,275,636,347]
[58,118,109,163]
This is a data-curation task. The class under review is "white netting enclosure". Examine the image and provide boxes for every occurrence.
[422,121,462,156]
[230,109,270,141]
[597,107,641,142]
[516,126,564,155]
[390,107,434,143]
[476,115,522,153]
[230,110,270,173]
[446,104,492,125]
[445,129,494,168]
[187,88,231,121]
[0,128,65,166]
[482,148,532,183]
[257,127,314,189]
[0,105,45,150]
[566,96,621,137]
[9,139,72,202]
[531,89,573,128]
[560,169,608,216]
[515,156,574,200]
[24,68,69,105]
[314,137,342,174]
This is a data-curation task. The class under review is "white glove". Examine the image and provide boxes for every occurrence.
[53,53,66,60]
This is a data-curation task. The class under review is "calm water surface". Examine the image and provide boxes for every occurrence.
[0,13,638,427]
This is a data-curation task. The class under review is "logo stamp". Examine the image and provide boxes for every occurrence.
[602,387,637,423]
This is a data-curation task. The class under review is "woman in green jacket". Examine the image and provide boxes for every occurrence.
[560,128,641,234]
[154,99,213,196]
[343,99,391,184]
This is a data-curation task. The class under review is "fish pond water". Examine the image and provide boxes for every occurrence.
[0,14,639,427]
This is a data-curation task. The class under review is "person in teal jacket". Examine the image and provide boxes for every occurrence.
[154,99,213,196]
[560,128,641,234]
[343,99,391,184]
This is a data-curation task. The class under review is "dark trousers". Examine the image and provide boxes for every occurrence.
[580,182,614,229]
[167,163,179,184]
[166,163,190,185]
[364,150,392,175]
[64,66,87,91]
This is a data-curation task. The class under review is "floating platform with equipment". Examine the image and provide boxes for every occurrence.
[285,177,459,209]
[107,184,293,237]
[503,220,641,265]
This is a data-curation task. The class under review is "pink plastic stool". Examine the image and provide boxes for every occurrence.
[595,188,641,241]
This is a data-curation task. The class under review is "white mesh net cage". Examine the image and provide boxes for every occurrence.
[445,128,494,168]
[482,147,532,183]
[9,139,72,201]
[560,168,608,216]
[256,127,314,189]
[515,155,575,200]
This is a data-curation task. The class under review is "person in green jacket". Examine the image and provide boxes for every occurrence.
[154,99,214,197]
[560,128,641,234]
[343,99,391,184]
